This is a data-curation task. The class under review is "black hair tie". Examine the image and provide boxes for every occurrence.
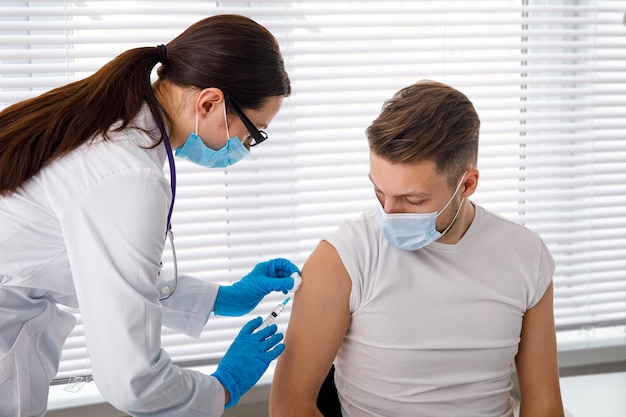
[157,44,167,64]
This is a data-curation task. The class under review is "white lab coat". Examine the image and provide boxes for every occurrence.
[0,104,225,417]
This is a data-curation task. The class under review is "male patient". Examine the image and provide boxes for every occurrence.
[269,80,564,417]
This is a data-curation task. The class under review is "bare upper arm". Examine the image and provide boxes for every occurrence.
[269,240,351,417]
[515,281,565,417]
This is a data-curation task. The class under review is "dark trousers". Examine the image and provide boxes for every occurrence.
[316,364,342,417]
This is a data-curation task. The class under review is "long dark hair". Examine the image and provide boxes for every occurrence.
[0,14,290,196]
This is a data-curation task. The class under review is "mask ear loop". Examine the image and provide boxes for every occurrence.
[437,173,468,236]
[436,173,467,218]
[440,197,466,236]
[195,112,199,135]
[223,101,230,140]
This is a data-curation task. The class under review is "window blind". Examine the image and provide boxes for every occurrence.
[1,0,625,383]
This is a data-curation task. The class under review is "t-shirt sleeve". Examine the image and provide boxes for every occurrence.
[323,215,374,313]
[528,235,556,309]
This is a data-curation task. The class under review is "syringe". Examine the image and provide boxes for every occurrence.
[257,297,291,331]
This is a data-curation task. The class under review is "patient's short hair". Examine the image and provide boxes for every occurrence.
[366,80,480,188]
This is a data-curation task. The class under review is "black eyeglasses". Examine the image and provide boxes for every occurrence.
[226,98,268,147]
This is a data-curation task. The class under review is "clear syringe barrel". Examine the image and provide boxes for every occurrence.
[257,297,290,331]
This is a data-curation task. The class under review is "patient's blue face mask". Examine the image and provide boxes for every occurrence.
[377,174,466,251]
[175,102,249,168]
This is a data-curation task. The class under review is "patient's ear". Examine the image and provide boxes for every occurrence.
[461,168,479,198]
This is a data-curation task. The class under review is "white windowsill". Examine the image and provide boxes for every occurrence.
[556,326,626,371]
[47,327,626,416]
[48,363,275,414]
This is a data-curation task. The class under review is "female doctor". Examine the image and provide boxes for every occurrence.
[0,14,299,417]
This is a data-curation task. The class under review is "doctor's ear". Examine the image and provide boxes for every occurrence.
[195,88,225,115]
[461,168,479,198]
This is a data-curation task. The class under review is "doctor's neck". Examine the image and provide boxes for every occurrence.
[152,80,191,150]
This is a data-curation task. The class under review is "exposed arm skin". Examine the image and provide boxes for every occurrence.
[269,240,352,417]
[515,282,565,417]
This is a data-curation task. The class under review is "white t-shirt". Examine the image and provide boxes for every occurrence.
[324,205,554,417]
[0,104,224,416]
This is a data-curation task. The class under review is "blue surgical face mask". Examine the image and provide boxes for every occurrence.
[377,174,466,251]
[175,102,249,168]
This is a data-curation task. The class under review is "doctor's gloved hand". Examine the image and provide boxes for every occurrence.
[211,317,284,409]
[214,258,300,316]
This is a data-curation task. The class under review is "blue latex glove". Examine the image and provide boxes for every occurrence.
[212,317,285,409]
[214,258,300,316]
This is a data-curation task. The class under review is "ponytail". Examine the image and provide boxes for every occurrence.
[0,47,166,196]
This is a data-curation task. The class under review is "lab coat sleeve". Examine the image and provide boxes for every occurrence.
[159,272,219,338]
[58,169,225,416]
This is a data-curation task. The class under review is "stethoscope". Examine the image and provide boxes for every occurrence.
[157,114,178,301]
